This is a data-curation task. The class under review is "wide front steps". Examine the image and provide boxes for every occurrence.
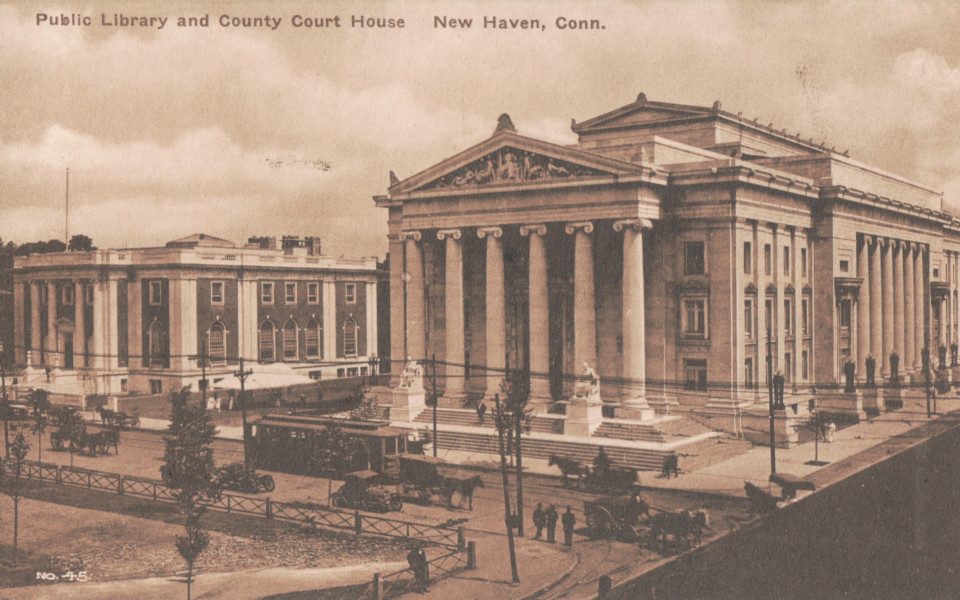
[431,428,670,472]
[592,420,665,443]
[410,408,564,435]
[674,435,755,473]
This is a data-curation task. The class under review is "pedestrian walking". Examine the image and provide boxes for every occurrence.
[407,546,429,593]
[545,504,559,543]
[562,505,576,546]
[533,502,546,539]
[214,392,221,412]
[476,400,487,424]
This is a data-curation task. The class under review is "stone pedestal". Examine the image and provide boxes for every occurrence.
[526,396,554,415]
[564,392,603,437]
[936,368,952,394]
[861,387,882,415]
[882,385,903,410]
[617,396,656,421]
[740,408,799,448]
[389,388,426,422]
[819,390,866,421]
[951,365,960,383]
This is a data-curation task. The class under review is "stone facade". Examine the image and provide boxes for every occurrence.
[375,95,960,419]
[12,234,381,395]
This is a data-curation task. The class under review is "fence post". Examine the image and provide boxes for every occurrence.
[118,475,124,496]
[227,495,232,513]
[153,482,158,502]
[266,497,272,519]
[56,465,61,484]
[355,510,362,534]
[598,574,612,598]
[373,573,382,600]
[457,526,465,550]
[87,471,91,489]
[467,541,477,570]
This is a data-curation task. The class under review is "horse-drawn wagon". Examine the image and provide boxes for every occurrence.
[330,470,404,513]
[396,455,486,510]
[550,453,640,495]
[583,494,650,542]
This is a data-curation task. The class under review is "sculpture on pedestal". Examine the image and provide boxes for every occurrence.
[573,362,601,402]
[952,342,958,367]
[843,360,856,393]
[399,358,424,392]
[865,354,876,388]
[773,371,786,409]
[938,345,947,370]
[889,351,900,382]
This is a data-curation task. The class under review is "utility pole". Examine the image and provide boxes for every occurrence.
[512,302,526,538]
[197,341,209,410]
[494,393,520,583]
[767,325,776,475]
[431,354,438,458]
[235,357,254,466]
[1,358,10,458]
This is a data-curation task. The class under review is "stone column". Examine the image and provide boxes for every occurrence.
[437,229,465,399]
[105,278,120,371]
[905,244,916,373]
[75,281,86,368]
[30,281,41,366]
[367,281,378,361]
[13,280,24,365]
[478,227,505,398]
[856,237,870,378]
[566,221,597,376]
[869,238,883,374]
[128,279,142,368]
[520,224,551,406]
[402,231,426,363]
[914,245,925,370]
[322,280,336,361]
[46,281,57,367]
[893,241,904,361]
[615,219,654,418]
[91,279,105,369]
[881,239,894,377]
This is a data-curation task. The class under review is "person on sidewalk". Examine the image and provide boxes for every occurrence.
[476,400,487,424]
[533,503,546,539]
[562,506,576,547]
[407,546,429,593]
[545,504,559,543]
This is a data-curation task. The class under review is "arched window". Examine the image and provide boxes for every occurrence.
[306,318,321,359]
[259,321,275,362]
[148,319,166,367]
[283,319,299,361]
[208,322,226,363]
[343,318,358,357]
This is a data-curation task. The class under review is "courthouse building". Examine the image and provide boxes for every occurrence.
[376,94,960,421]
[11,234,381,395]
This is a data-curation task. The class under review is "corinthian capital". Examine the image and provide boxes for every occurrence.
[436,229,462,241]
[476,227,503,239]
[564,221,594,235]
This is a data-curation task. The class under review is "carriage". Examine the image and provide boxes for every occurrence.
[398,455,447,505]
[330,470,404,513]
[550,453,640,495]
[96,406,140,429]
[583,494,650,542]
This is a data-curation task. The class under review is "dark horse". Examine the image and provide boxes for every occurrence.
[549,455,588,489]
[96,405,117,426]
[439,475,485,510]
[649,509,708,552]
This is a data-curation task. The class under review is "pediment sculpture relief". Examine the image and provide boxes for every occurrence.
[421,147,609,190]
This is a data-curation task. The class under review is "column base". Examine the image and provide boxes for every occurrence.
[564,398,603,437]
[526,394,555,414]
[861,388,883,415]
[616,396,656,421]
[389,388,426,422]
[819,390,866,422]
[439,391,469,408]
[882,386,903,410]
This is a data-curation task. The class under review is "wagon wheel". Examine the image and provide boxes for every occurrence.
[587,506,616,540]
[616,522,639,543]
[389,494,403,512]
[259,475,276,493]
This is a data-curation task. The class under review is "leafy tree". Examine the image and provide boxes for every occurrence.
[5,429,30,566]
[27,389,51,463]
[311,422,366,505]
[50,406,84,467]
[67,234,96,252]
[349,392,382,421]
[162,386,221,599]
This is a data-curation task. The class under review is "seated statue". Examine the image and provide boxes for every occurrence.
[399,359,423,390]
[574,362,601,401]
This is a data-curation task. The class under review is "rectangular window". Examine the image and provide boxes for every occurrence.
[62,285,74,306]
[121,379,128,393]
[684,359,708,391]
[149,281,162,305]
[337,368,346,378]
[801,247,808,277]
[765,298,774,335]
[305,325,320,358]
[839,260,849,273]
[784,298,793,335]
[345,283,357,304]
[684,241,705,275]
[743,242,752,274]
[211,281,224,304]
[840,299,852,329]
[783,246,791,276]
[347,367,359,377]
[802,298,809,334]
[764,244,772,276]
[785,352,793,382]
[307,282,320,304]
[802,350,809,379]
[745,358,754,389]
[744,298,754,338]
[285,282,297,304]
[261,282,274,304]
[684,299,706,335]
[149,379,163,394]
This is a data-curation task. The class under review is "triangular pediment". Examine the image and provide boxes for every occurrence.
[573,94,713,134]
[390,130,643,195]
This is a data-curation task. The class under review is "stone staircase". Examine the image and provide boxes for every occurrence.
[592,420,665,443]
[410,408,564,434]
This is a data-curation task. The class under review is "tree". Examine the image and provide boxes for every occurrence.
[27,389,51,464]
[67,234,96,252]
[311,422,365,505]
[50,406,84,467]
[349,392,381,421]
[6,429,30,566]
[162,386,221,599]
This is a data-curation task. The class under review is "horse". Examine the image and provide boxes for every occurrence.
[744,481,778,514]
[96,405,117,426]
[649,509,707,552]
[688,509,710,547]
[549,455,588,489]
[439,475,486,510]
[96,429,120,455]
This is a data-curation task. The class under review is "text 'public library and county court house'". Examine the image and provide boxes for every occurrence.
[376,93,960,430]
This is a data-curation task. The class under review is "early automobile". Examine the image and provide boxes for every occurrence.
[159,462,276,494]
[330,470,403,513]
[583,493,650,542]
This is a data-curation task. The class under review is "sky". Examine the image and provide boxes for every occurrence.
[3,0,960,258]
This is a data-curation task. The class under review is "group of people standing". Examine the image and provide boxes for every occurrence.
[532,503,577,546]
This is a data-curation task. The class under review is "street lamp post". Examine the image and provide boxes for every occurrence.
[767,325,777,475]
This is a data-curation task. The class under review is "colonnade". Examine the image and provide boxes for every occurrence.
[19,278,110,370]
[402,219,652,408]
[856,235,927,378]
